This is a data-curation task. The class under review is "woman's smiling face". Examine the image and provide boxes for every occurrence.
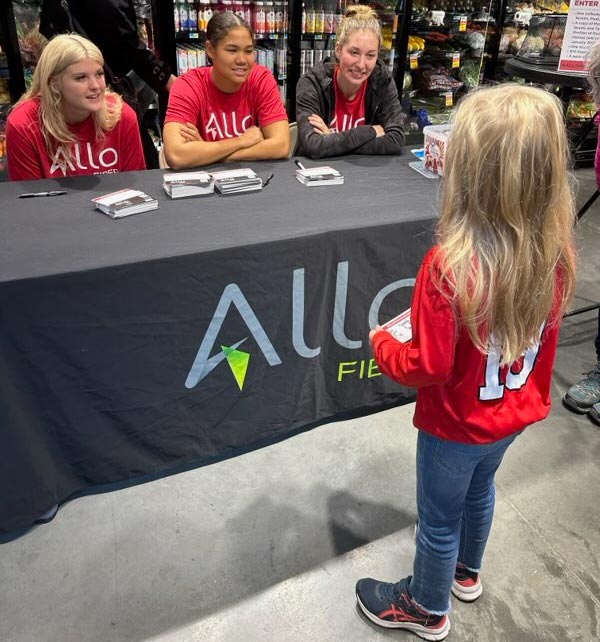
[208,26,255,93]
[53,58,106,123]
[335,30,379,98]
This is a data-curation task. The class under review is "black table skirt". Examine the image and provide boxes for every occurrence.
[0,155,438,534]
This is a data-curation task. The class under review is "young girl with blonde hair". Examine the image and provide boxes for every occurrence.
[295,4,405,158]
[7,34,145,180]
[356,84,576,640]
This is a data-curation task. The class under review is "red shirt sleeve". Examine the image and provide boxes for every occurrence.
[6,102,46,181]
[252,67,288,128]
[115,102,146,171]
[164,70,203,126]
[372,247,458,388]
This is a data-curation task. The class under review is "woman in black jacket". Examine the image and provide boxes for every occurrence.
[295,5,405,159]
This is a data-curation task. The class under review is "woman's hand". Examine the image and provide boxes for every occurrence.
[308,114,331,136]
[180,122,201,142]
[369,325,384,347]
[240,125,264,148]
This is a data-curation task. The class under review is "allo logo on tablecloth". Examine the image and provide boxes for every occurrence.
[221,344,251,391]
[185,263,415,392]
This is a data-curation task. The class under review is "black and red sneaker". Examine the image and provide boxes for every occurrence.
[356,576,450,641]
[451,564,482,602]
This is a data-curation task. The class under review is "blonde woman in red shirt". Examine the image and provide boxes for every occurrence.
[7,34,145,180]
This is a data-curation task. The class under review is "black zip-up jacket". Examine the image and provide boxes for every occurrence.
[295,59,405,159]
[40,0,172,93]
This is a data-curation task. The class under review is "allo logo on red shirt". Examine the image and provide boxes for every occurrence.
[204,111,254,141]
[50,142,119,176]
[329,114,366,133]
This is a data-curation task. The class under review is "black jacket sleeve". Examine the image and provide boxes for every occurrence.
[71,0,173,93]
[296,73,377,159]
[355,77,405,155]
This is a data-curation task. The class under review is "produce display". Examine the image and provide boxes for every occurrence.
[515,14,566,63]
[404,1,491,127]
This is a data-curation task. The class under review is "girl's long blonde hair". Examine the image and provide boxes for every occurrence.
[15,34,122,159]
[437,83,576,365]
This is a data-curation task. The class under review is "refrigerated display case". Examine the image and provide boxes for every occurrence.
[401,0,497,129]
[487,0,569,81]
[498,1,596,165]
[159,0,290,104]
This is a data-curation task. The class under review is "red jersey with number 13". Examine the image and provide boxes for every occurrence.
[371,246,564,444]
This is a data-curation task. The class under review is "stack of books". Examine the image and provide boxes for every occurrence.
[91,188,158,219]
[211,168,263,195]
[163,171,214,198]
[295,165,344,187]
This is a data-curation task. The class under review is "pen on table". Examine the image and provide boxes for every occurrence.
[294,159,306,171]
[18,190,67,198]
[262,173,274,188]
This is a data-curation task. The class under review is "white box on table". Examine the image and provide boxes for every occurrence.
[423,124,452,177]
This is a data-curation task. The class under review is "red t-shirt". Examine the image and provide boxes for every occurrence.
[372,246,564,444]
[6,96,145,181]
[329,68,367,133]
[164,65,287,141]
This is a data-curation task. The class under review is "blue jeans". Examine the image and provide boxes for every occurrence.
[409,429,521,614]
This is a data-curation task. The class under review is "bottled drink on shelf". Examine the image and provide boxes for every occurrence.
[324,0,335,34]
[315,1,325,34]
[222,0,233,14]
[188,0,198,31]
[179,0,189,32]
[198,0,211,30]
[335,0,344,32]
[174,3,181,32]
[273,1,283,32]
[265,1,276,32]
[242,0,252,24]
[282,0,288,33]
[233,0,245,20]
[306,1,316,34]
[254,1,266,34]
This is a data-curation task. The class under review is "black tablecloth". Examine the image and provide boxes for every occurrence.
[0,155,438,533]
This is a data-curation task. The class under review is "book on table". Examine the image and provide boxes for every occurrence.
[163,171,214,198]
[295,165,344,187]
[382,308,412,343]
[91,188,158,218]
[210,168,263,195]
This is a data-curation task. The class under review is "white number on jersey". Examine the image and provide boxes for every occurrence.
[479,327,544,401]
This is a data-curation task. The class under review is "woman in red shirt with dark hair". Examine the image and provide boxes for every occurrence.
[163,12,289,169]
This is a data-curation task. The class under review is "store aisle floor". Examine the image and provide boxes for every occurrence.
[1,169,599,642]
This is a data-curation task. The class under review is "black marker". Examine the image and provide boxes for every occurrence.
[294,159,306,171]
[262,173,274,188]
[18,190,67,198]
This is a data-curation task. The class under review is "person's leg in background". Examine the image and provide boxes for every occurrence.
[563,307,600,416]
[588,309,600,425]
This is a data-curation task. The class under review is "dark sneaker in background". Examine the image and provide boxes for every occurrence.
[451,565,482,602]
[563,362,600,413]
[355,576,450,641]
[589,402,600,426]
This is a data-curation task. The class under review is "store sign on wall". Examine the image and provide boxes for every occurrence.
[558,2,600,73]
